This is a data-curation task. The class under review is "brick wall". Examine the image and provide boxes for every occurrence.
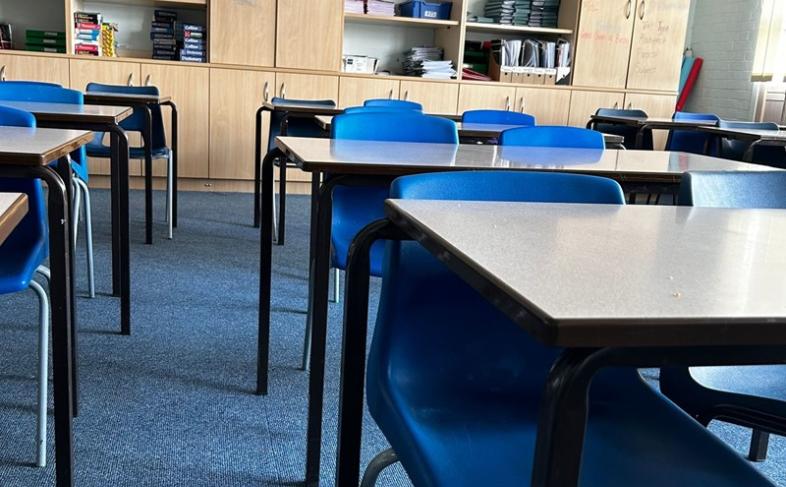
[684,0,763,120]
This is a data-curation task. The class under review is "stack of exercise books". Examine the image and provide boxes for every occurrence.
[515,0,560,27]
[151,10,177,61]
[367,0,395,16]
[25,29,66,54]
[177,23,206,63]
[401,46,456,79]
[344,0,365,14]
[0,24,11,50]
[74,12,102,56]
[484,0,515,24]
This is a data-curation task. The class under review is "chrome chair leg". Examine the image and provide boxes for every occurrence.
[71,179,81,247]
[166,151,173,240]
[29,278,50,468]
[330,268,341,304]
[302,316,312,372]
[272,179,279,242]
[360,448,399,487]
[75,179,95,298]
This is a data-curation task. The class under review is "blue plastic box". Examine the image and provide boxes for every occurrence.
[397,0,453,20]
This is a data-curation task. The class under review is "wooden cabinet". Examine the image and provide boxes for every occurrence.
[338,76,400,108]
[69,59,143,176]
[209,68,275,180]
[400,80,459,114]
[276,0,343,72]
[0,54,69,85]
[568,90,625,127]
[210,0,276,67]
[571,0,635,89]
[274,72,339,101]
[141,63,210,178]
[626,0,691,92]
[624,92,678,149]
[515,88,571,125]
[458,83,516,112]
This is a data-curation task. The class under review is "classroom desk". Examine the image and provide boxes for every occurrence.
[698,126,786,162]
[313,115,626,147]
[587,115,719,149]
[83,92,177,245]
[0,100,134,335]
[0,126,94,487]
[0,192,28,246]
[259,137,773,485]
[335,200,786,487]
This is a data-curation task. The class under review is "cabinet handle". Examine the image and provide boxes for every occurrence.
[403,90,409,101]
[519,97,525,113]
[280,83,286,99]
[639,0,645,20]
[388,89,394,99]
[627,102,633,109]
[263,81,270,102]
[0,65,5,81]
[144,74,151,86]
[127,73,134,86]
[613,101,619,109]
[505,96,511,111]
[625,0,632,19]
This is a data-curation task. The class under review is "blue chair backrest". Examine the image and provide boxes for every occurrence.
[717,120,786,167]
[367,170,625,424]
[594,107,652,149]
[0,80,62,88]
[678,171,786,208]
[666,111,720,155]
[86,82,167,150]
[267,96,336,152]
[500,126,604,149]
[332,112,458,143]
[0,105,46,249]
[343,106,423,115]
[462,109,535,126]
[0,83,88,173]
[364,99,423,111]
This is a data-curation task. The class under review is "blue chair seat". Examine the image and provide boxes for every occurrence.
[86,140,171,160]
[690,366,786,402]
[0,221,47,295]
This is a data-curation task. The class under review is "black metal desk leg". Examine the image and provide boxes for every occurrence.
[301,171,321,372]
[110,127,132,335]
[143,105,154,245]
[257,145,275,396]
[110,132,121,297]
[253,107,264,228]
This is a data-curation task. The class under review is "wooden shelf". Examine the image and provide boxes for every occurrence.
[344,13,459,28]
[465,22,572,36]
[80,0,207,8]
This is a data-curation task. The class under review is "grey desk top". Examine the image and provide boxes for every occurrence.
[0,100,133,124]
[590,114,719,129]
[0,127,93,166]
[84,92,171,105]
[0,192,27,246]
[386,200,786,347]
[262,101,342,116]
[276,137,772,180]
[700,125,786,143]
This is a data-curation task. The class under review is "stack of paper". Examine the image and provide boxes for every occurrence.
[345,0,365,14]
[401,46,456,79]
[485,0,515,24]
[367,0,395,16]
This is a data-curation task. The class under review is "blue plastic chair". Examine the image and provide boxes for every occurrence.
[593,108,653,149]
[0,105,51,468]
[0,83,94,296]
[500,125,605,149]
[343,106,421,115]
[462,109,535,126]
[0,80,62,88]
[359,170,775,487]
[665,112,720,154]
[363,99,423,111]
[717,120,786,168]
[662,170,786,462]
[85,82,175,239]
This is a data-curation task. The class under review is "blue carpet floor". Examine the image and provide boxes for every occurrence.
[0,189,783,486]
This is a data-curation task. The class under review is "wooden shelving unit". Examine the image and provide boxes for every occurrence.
[344,13,459,28]
[465,22,572,36]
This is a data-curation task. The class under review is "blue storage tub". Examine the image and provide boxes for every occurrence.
[397,0,453,20]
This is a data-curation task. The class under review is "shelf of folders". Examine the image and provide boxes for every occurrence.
[469,37,570,85]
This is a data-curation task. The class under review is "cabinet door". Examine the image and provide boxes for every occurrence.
[626,0,691,92]
[275,72,339,101]
[624,92,678,149]
[276,0,343,71]
[0,54,69,85]
[338,77,400,108]
[400,80,459,115]
[515,88,571,125]
[210,0,276,67]
[571,0,635,89]
[458,84,517,112]
[69,59,143,176]
[567,90,626,127]
[141,63,210,179]
[209,68,275,180]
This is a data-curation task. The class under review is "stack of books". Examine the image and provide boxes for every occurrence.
[527,0,560,27]
[177,23,206,63]
[74,12,102,56]
[151,10,178,61]
[0,24,11,50]
[401,46,456,79]
[25,29,66,54]
[367,0,395,16]
[344,0,365,14]
[484,0,515,24]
